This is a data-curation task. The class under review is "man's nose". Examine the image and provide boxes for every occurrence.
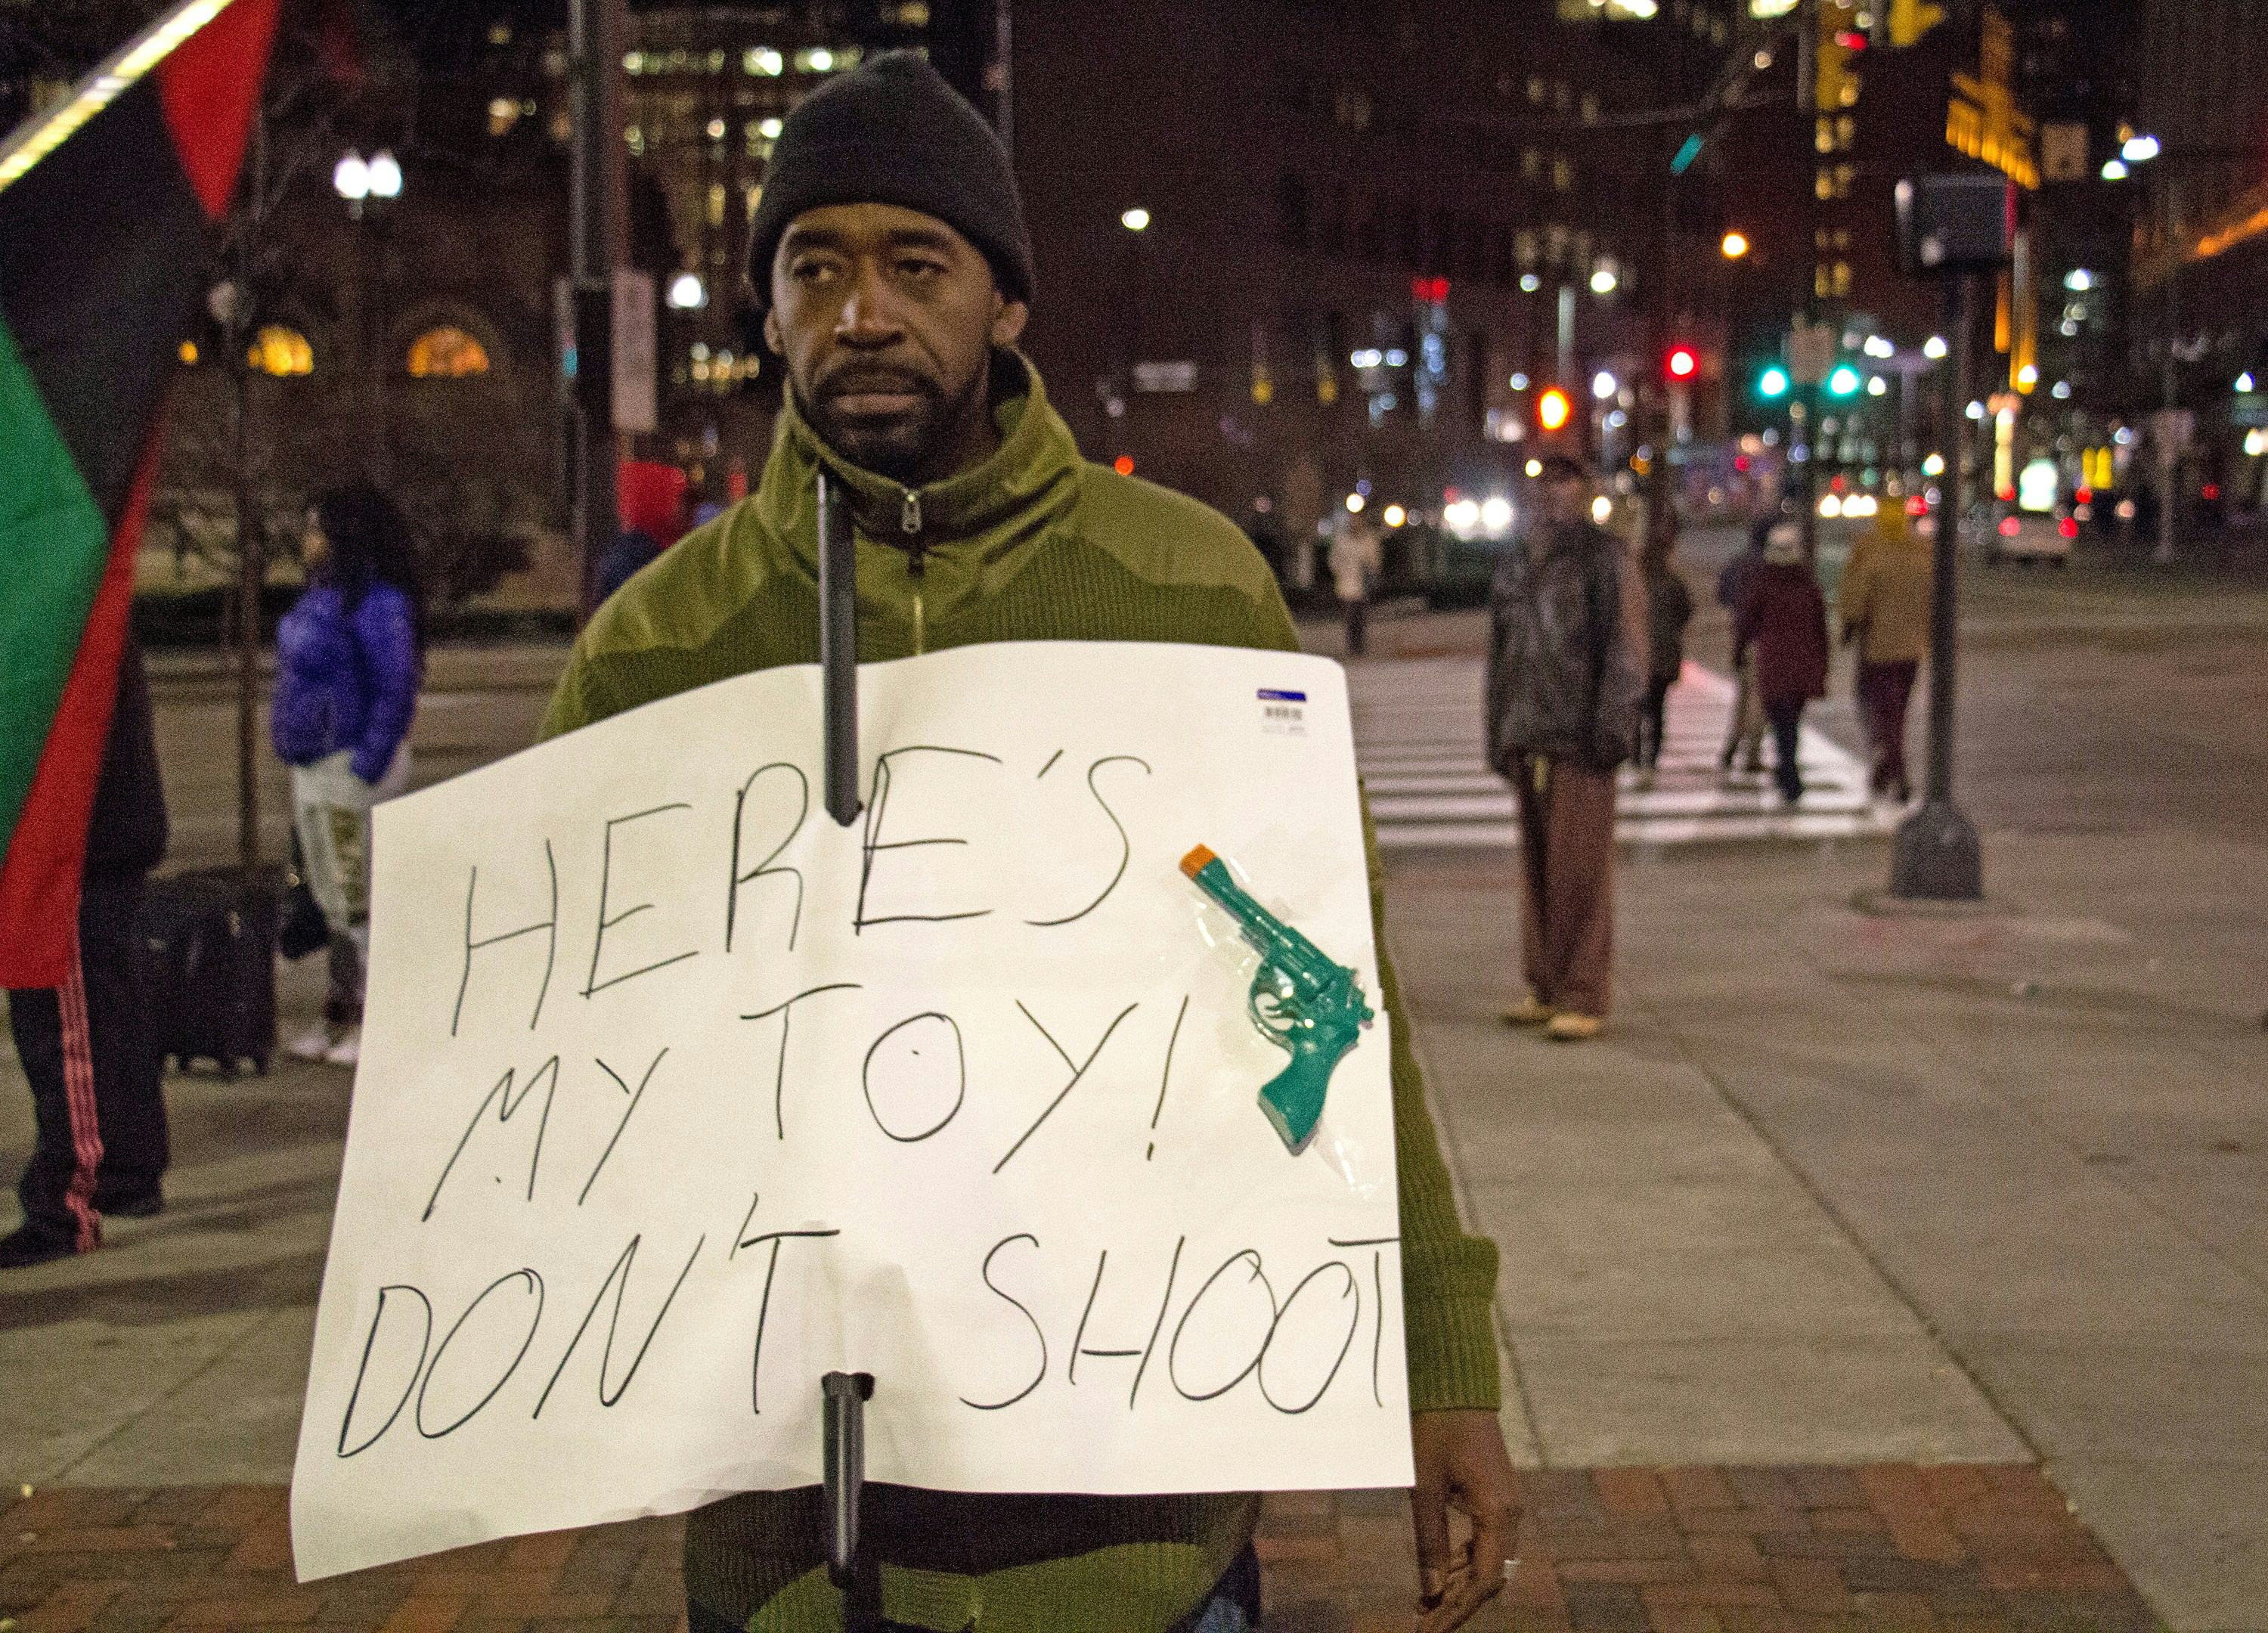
[835,262,904,345]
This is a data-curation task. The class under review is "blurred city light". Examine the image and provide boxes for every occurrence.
[2121,132,2161,163]
[2101,158,2130,180]
[1590,494,1613,524]
[1827,364,1862,397]
[1538,387,1572,431]
[1590,265,1619,295]
[1721,231,1749,259]
[667,271,706,309]
[366,150,401,199]
[332,150,369,201]
[2064,268,2095,291]
[1758,366,1790,399]
[1382,504,1407,528]
[1481,496,1514,536]
[1344,492,1365,513]
[1120,206,1151,232]
[1923,335,1950,360]
[1592,370,1619,401]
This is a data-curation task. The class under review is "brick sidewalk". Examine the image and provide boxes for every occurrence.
[0,1465,2157,1633]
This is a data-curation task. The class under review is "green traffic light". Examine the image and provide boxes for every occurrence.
[1758,366,1790,399]
[1827,364,1863,397]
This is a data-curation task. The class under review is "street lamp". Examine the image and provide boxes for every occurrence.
[333,147,401,481]
[1120,206,1151,233]
[1720,230,1750,259]
[1589,264,1619,296]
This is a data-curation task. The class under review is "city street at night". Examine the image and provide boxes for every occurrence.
[5,0,2268,1630]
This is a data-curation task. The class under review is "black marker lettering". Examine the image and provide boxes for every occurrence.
[1067,1249,1143,1384]
[452,841,558,1036]
[1256,1261,1362,1415]
[1025,755,1151,928]
[579,1047,669,1204]
[734,1199,842,1414]
[336,1285,432,1457]
[1147,996,1191,1161]
[1329,1235,1399,1410]
[414,1269,546,1439]
[959,1233,1048,1411]
[532,1232,706,1417]
[584,803,700,997]
[1129,1235,1186,1410]
[727,764,809,953]
[423,1056,562,1220]
[861,1012,966,1142]
[743,984,863,1141]
[1168,1249,1277,1403]
[994,1001,1141,1174]
[854,745,1002,932]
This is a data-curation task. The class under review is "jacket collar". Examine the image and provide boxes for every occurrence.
[754,350,1080,577]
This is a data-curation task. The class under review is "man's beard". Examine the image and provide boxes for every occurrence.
[799,364,974,485]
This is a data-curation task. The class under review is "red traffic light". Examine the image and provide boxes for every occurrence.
[1665,346,1699,380]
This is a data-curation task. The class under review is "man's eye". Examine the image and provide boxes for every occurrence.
[897,258,944,280]
[790,259,838,283]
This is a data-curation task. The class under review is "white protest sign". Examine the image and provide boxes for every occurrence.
[290,642,1409,1582]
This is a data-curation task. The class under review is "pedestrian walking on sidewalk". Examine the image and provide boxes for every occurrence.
[541,50,1519,1633]
[3,635,172,1269]
[1838,504,1931,803]
[1715,510,1771,777]
[1734,522,1829,806]
[271,485,423,1069]
[1636,510,1693,783]
[1485,455,1644,1042]
[1330,504,1383,657]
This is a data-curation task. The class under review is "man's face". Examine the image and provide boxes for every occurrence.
[764,202,1029,485]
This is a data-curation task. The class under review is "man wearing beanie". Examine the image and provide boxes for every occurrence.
[541,51,1518,1633]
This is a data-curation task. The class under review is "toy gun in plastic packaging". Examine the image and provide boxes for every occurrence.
[1179,844,1374,1155]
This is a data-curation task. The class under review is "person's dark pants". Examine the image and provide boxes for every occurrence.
[7,874,169,1250]
[1513,755,1618,1018]
[1637,677,1674,769]
[1765,700,1807,803]
[1343,596,1368,656]
[688,1545,1262,1631]
[1857,658,1919,798]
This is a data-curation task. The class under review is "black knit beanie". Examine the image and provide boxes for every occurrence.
[745,50,1033,307]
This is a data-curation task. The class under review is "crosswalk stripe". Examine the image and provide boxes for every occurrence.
[1346,656,1897,850]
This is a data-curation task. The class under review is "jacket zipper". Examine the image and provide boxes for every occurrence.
[900,487,928,655]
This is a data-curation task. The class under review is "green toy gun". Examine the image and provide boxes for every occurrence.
[1179,845,1374,1155]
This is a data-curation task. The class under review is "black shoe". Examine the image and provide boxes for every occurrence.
[0,1226,79,1269]
[95,1188,163,1219]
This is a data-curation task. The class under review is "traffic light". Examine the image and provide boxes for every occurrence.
[1887,0,1945,47]
[1665,345,1699,381]
[1815,0,1864,111]
[1758,365,1791,400]
[1826,364,1863,398]
[1537,386,1572,432]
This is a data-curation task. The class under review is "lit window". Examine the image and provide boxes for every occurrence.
[707,116,726,141]
[708,48,726,73]
[1833,262,1853,296]
[625,124,643,155]
[1815,263,1832,299]
[1527,76,1546,104]
[745,47,783,76]
[1580,93,1599,123]
[1816,116,1834,154]
[708,181,727,228]
[405,326,491,379]
[488,22,512,45]
[1553,156,1573,191]
[745,182,763,220]
[247,325,312,376]
[488,96,520,137]
[623,50,643,73]
[1523,148,1541,180]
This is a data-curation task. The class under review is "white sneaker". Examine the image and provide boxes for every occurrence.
[287,1023,336,1062]
[322,1026,361,1067]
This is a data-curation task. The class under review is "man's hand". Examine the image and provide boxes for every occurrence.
[1409,1409,1523,1633]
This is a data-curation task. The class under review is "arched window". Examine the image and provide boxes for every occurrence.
[247,325,313,376]
[406,326,491,378]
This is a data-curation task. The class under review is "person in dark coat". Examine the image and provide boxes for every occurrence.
[1485,456,1644,1040]
[4,634,171,1268]
[1636,510,1693,782]
[1734,523,1830,805]
[1715,507,1773,775]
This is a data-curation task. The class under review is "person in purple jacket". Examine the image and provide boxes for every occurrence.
[271,484,423,1066]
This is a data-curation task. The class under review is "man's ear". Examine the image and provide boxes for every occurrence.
[990,297,1029,351]
[762,303,785,356]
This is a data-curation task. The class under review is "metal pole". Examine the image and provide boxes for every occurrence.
[823,1371,878,1631]
[569,0,622,618]
[1888,273,1981,901]
[816,470,861,826]
[2155,228,2180,566]
[233,112,267,880]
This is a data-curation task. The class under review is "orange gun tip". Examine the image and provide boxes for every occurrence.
[1179,844,1218,878]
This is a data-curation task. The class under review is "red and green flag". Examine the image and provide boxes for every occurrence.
[0,0,280,987]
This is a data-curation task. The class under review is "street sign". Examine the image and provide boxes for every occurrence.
[1132,359,1198,393]
[610,268,657,435]
[1789,321,1836,386]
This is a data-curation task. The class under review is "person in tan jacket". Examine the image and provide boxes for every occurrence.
[1837,507,1932,802]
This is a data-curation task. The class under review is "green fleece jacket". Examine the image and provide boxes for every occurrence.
[539,353,1500,1632]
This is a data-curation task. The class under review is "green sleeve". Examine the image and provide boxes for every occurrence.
[1232,576,1504,1412]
